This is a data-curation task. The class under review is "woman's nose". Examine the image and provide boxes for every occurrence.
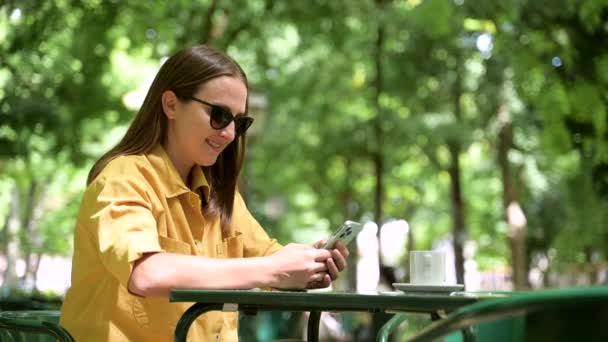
[218,122,236,141]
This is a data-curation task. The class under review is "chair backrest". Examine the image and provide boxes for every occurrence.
[408,286,608,342]
[0,310,75,342]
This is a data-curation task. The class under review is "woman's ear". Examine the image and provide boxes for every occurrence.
[161,90,179,119]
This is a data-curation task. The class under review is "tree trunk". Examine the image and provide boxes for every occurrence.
[498,104,528,290]
[341,157,358,291]
[405,221,415,283]
[1,212,8,256]
[448,141,466,285]
[371,0,393,338]
[22,181,37,289]
[372,0,385,264]
[449,51,466,285]
[31,254,43,294]
[3,184,22,294]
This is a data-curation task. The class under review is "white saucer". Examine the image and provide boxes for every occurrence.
[392,283,464,293]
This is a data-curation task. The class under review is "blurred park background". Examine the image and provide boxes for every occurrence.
[1,0,607,340]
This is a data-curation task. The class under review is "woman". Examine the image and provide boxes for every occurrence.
[60,45,348,341]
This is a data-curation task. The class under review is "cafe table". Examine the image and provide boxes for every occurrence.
[170,289,488,342]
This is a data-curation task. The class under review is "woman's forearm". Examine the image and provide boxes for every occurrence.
[128,252,274,297]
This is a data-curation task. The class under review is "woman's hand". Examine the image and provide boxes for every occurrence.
[267,243,333,290]
[309,240,350,287]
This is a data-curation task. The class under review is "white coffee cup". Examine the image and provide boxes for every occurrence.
[409,250,446,285]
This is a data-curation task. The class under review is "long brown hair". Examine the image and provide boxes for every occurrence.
[87,45,249,233]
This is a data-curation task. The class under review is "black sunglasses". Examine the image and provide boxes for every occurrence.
[186,96,254,136]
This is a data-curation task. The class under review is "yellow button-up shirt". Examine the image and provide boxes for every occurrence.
[60,145,282,341]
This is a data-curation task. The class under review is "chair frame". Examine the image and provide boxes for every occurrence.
[407,286,608,342]
[0,311,75,342]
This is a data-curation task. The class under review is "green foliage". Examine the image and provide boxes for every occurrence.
[1,0,607,294]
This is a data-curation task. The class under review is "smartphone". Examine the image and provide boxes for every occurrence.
[323,220,363,249]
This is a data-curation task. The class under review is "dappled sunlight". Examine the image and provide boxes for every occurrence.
[356,222,379,292]
[35,257,71,294]
[379,219,409,267]
[0,256,71,295]
[1,5,607,342]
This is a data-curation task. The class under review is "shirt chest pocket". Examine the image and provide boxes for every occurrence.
[158,236,192,255]
[216,233,243,258]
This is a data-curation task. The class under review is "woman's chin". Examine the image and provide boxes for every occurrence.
[196,155,218,167]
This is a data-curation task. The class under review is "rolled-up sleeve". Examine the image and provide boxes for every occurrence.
[232,192,283,257]
[86,176,163,288]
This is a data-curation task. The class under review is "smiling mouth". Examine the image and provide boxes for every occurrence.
[206,139,222,149]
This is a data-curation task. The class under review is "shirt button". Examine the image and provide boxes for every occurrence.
[194,240,203,253]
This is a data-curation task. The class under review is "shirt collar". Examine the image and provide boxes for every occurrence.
[147,144,210,199]
[189,162,210,200]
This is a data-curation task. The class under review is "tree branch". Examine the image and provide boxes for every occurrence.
[222,0,277,48]
[200,0,220,44]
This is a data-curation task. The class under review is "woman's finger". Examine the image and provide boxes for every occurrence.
[312,240,327,249]
[307,273,331,289]
[320,273,331,288]
[311,261,329,273]
[326,258,339,280]
[333,241,350,258]
[311,248,332,262]
[331,249,347,271]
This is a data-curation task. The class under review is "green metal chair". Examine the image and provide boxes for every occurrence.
[376,291,514,342]
[377,314,409,341]
[405,286,608,342]
[0,310,75,342]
